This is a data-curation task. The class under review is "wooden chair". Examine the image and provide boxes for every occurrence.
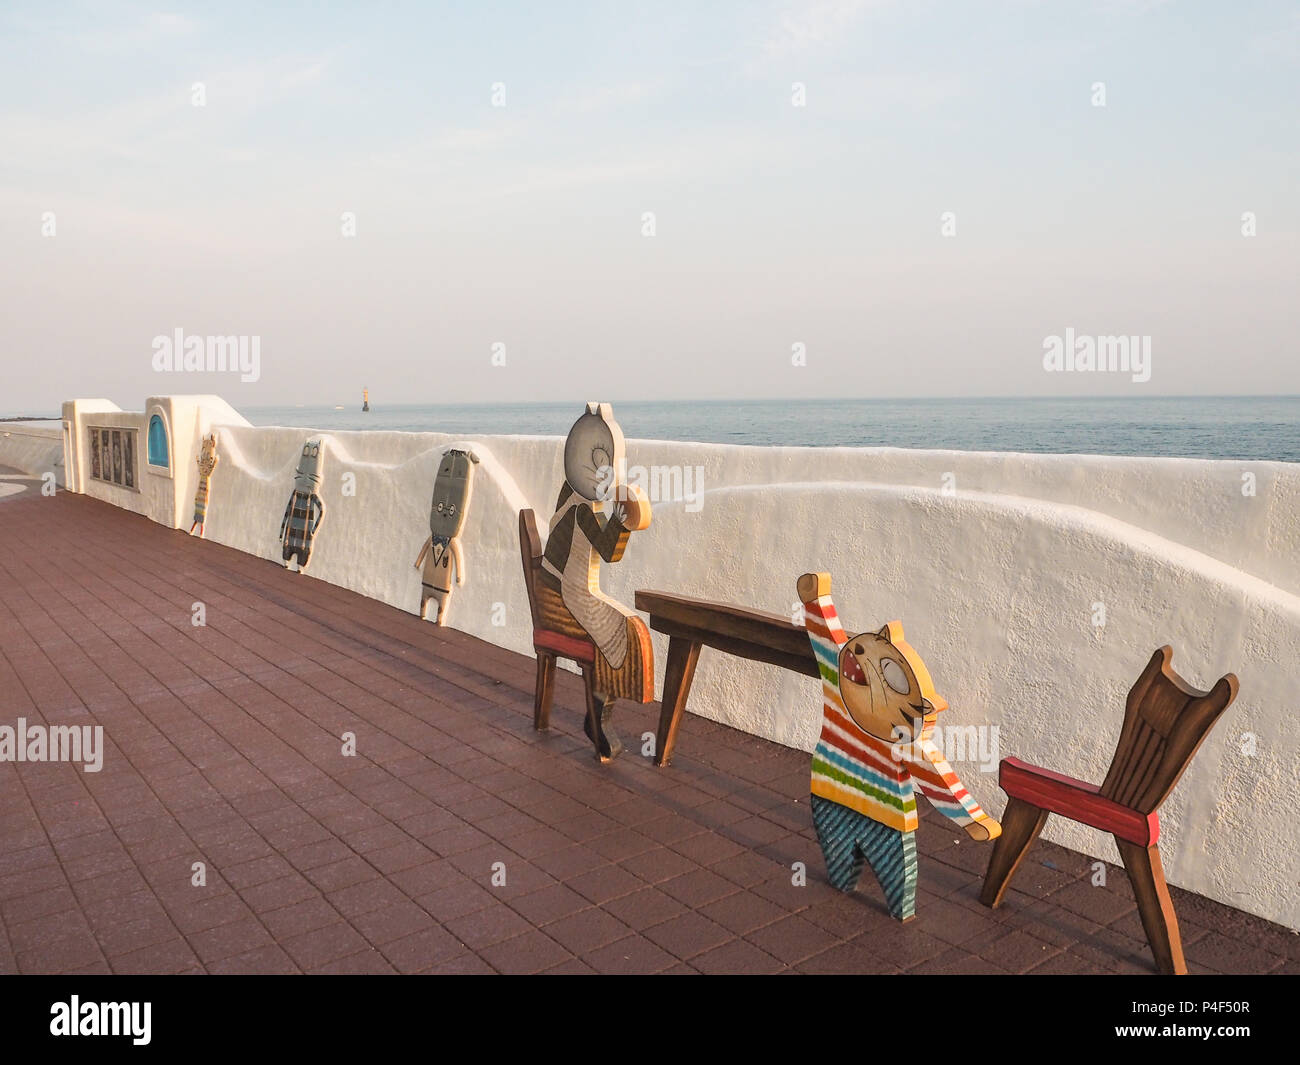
[979,646,1238,974]
[518,508,603,742]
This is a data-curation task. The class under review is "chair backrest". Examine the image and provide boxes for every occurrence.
[518,508,543,629]
[1099,646,1238,814]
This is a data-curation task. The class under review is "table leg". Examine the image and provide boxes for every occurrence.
[655,636,701,767]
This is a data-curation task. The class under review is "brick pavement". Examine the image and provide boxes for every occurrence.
[0,479,1293,974]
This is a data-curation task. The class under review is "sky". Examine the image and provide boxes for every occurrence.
[1,0,1297,413]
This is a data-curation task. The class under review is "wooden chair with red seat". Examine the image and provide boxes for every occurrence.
[518,508,603,741]
[979,646,1238,975]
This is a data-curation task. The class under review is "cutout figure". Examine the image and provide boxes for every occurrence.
[538,403,653,761]
[414,448,478,625]
[798,572,1000,921]
[190,432,218,537]
[279,439,326,571]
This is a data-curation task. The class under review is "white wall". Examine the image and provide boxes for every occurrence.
[0,422,63,483]
[7,402,1297,931]
[53,395,250,528]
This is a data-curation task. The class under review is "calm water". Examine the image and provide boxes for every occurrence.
[241,397,1300,463]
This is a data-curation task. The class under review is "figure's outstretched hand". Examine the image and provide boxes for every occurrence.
[964,817,1001,842]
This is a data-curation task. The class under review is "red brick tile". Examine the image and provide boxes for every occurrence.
[1,882,79,926]
[613,847,696,889]
[583,934,680,974]
[305,855,378,894]
[208,943,300,974]
[239,873,319,913]
[659,867,739,909]
[414,877,496,923]
[281,922,370,969]
[691,937,785,974]
[308,947,397,974]
[744,914,843,965]
[96,909,180,959]
[379,926,467,973]
[187,916,274,965]
[477,930,572,975]
[642,911,733,960]
[8,909,89,954]
[603,887,690,930]
[110,937,204,975]
[542,908,633,954]
[350,900,436,946]
[444,903,533,950]
[699,890,788,935]
[260,896,343,940]
[15,928,105,974]
[509,883,592,926]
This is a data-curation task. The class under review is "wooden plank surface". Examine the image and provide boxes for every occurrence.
[634,589,818,677]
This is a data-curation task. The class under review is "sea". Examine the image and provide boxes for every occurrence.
[238,396,1300,464]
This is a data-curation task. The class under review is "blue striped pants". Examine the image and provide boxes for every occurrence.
[811,796,918,921]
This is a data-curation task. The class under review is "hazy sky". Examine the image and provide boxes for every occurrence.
[2,0,1297,413]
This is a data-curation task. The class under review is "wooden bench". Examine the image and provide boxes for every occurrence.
[633,589,818,767]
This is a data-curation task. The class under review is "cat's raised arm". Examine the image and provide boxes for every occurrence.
[798,572,849,670]
[797,572,831,602]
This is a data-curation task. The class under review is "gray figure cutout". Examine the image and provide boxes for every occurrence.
[414,448,479,624]
[280,438,326,571]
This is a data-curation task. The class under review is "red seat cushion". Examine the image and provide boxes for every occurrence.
[999,757,1160,846]
[534,629,597,664]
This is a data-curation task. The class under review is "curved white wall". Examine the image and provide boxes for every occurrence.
[0,422,63,483]
[8,405,1296,930]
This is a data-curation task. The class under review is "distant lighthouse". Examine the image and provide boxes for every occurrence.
[362,388,370,413]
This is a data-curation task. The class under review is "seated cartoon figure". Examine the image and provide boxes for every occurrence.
[537,403,653,761]
[798,572,1000,922]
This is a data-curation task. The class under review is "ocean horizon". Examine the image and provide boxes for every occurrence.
[231,395,1300,464]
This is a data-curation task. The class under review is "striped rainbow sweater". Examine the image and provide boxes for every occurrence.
[804,592,995,835]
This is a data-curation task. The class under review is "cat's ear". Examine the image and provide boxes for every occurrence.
[597,402,614,422]
[877,620,905,643]
[586,402,599,416]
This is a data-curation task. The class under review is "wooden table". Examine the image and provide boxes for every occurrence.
[634,589,818,767]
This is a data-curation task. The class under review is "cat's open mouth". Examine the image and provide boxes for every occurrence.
[841,654,867,685]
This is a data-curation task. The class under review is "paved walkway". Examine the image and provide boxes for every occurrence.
[0,483,1293,974]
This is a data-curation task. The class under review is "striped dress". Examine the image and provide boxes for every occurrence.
[191,477,211,529]
[804,593,995,834]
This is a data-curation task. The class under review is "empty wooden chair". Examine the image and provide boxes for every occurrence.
[979,646,1238,974]
[518,508,603,740]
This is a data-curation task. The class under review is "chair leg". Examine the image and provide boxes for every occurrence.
[1115,838,1186,975]
[979,796,1049,908]
[533,653,555,731]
